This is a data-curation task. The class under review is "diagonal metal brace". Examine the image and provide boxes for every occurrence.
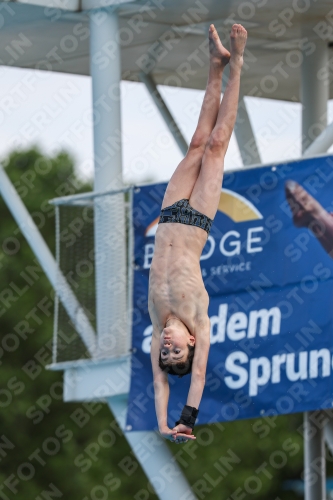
[139,71,189,157]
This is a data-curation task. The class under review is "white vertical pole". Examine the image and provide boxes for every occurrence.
[324,411,333,454]
[301,35,328,500]
[301,38,329,153]
[304,412,326,500]
[90,8,128,359]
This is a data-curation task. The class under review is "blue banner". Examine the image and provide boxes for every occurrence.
[126,156,333,432]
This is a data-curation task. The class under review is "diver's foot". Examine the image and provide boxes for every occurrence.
[230,24,247,69]
[209,24,230,67]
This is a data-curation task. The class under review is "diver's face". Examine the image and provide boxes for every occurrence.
[160,326,194,364]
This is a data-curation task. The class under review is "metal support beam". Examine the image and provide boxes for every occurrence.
[234,95,261,166]
[304,412,326,500]
[324,410,333,455]
[301,39,329,153]
[90,9,128,359]
[301,35,328,500]
[0,167,96,356]
[139,72,189,157]
[303,121,333,158]
[108,396,197,500]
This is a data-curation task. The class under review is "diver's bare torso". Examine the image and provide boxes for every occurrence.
[148,222,210,340]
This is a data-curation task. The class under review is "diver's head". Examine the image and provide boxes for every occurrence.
[158,318,195,378]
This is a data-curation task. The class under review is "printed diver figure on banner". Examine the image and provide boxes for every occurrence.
[148,24,247,444]
[285,180,333,258]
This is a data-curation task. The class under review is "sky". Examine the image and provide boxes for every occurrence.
[0,65,332,186]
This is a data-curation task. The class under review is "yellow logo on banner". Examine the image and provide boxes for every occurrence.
[145,189,263,237]
[218,188,263,222]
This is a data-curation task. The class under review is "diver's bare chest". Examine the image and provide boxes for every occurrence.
[149,262,207,320]
[149,290,198,335]
[149,263,203,295]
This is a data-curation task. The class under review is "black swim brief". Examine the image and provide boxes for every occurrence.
[158,199,213,235]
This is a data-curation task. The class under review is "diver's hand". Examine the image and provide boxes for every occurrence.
[159,426,196,444]
[172,423,196,443]
[173,423,194,435]
[159,426,177,442]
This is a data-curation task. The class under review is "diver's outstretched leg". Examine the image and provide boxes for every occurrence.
[189,24,247,219]
[161,24,230,208]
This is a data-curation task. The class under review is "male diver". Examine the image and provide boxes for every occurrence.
[148,23,247,444]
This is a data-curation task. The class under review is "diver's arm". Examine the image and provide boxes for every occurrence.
[172,330,209,434]
[186,373,206,409]
[173,326,209,434]
[186,318,210,409]
[151,334,170,432]
[151,332,199,442]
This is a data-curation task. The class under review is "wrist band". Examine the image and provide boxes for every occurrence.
[175,405,199,429]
